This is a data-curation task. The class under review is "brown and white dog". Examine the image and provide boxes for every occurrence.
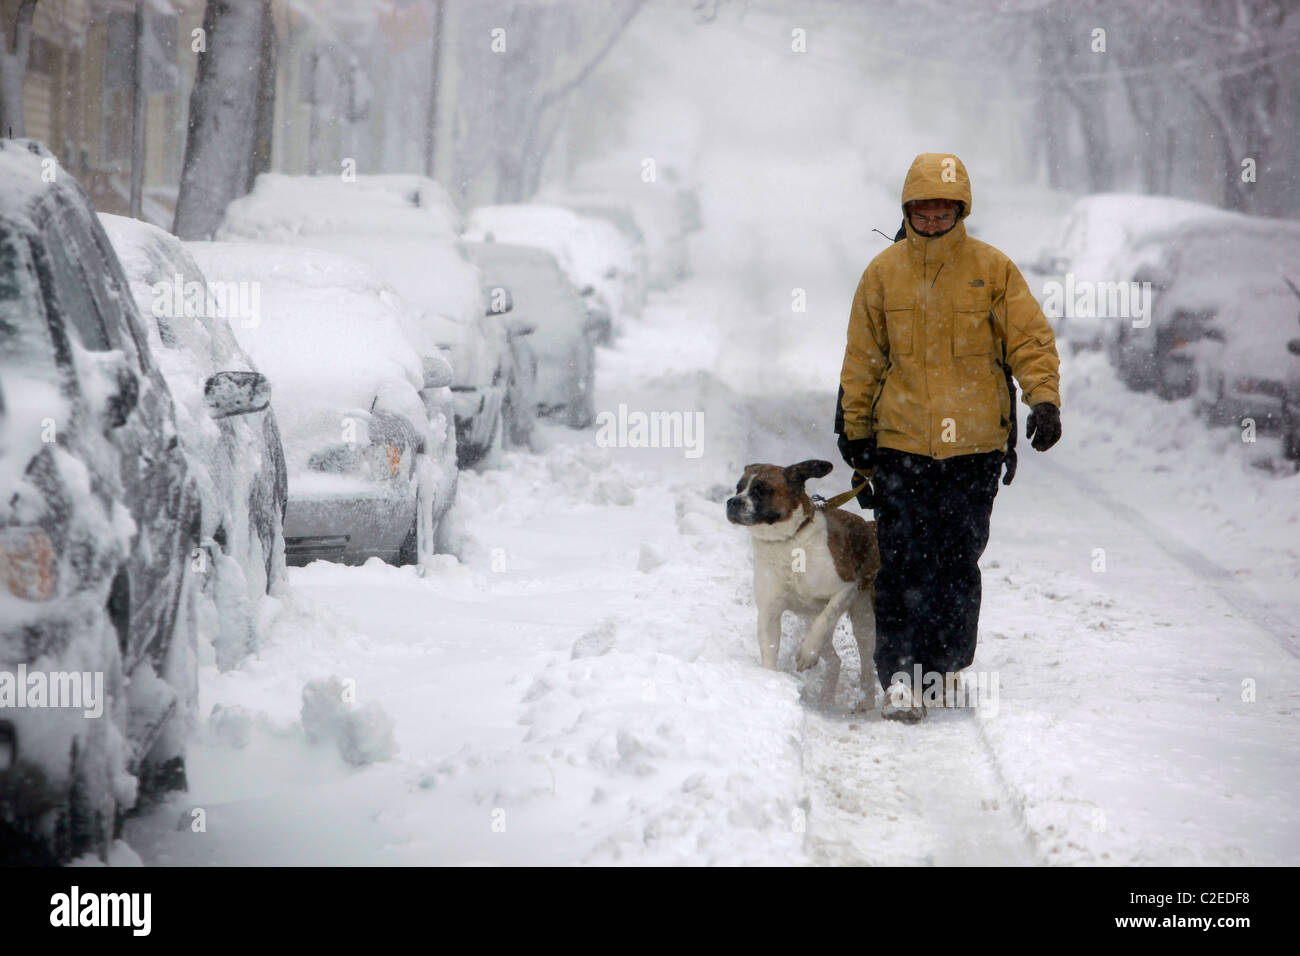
[725,459,880,704]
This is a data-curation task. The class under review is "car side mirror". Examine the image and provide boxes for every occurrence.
[421,353,454,389]
[204,370,271,419]
[1288,339,1300,356]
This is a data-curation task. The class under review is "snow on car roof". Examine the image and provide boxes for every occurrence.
[0,140,62,234]
[220,172,462,242]
[185,240,429,474]
[1043,193,1236,282]
[1126,213,1300,292]
[465,202,639,312]
[217,173,482,330]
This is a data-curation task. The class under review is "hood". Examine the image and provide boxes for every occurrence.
[901,152,973,219]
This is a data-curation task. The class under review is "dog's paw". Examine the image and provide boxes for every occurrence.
[795,642,821,671]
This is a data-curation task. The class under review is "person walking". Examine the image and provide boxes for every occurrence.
[836,152,1062,722]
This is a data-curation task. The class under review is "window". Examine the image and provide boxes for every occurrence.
[39,219,111,352]
[0,227,57,376]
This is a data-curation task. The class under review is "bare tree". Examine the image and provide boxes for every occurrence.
[452,0,646,203]
[1189,0,1291,213]
[129,0,147,218]
[173,0,277,240]
[425,0,447,178]
[0,0,38,138]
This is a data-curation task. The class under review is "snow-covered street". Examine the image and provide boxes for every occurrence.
[125,276,1300,866]
[6,0,1299,879]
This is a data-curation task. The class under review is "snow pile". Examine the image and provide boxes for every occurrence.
[301,676,398,767]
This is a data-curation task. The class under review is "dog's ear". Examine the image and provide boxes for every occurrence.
[784,459,833,486]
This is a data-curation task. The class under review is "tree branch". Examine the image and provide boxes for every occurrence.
[535,0,645,115]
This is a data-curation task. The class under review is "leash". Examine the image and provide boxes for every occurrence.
[813,469,873,512]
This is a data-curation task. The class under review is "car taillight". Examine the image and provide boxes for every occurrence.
[0,527,56,601]
[361,442,403,480]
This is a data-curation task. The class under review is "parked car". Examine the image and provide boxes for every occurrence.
[461,241,599,429]
[559,153,699,289]
[99,214,288,671]
[551,201,648,318]
[1030,193,1227,354]
[1108,214,1300,399]
[464,203,643,335]
[217,173,523,467]
[0,141,200,863]
[460,245,539,448]
[1185,277,1298,433]
[187,241,457,566]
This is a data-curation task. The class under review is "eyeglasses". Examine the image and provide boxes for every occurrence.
[909,210,957,227]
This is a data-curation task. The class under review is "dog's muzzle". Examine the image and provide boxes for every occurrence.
[726,496,754,525]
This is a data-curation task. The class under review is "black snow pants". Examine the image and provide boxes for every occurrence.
[870,446,1003,692]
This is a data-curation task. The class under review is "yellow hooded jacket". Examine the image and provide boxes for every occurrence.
[840,153,1061,458]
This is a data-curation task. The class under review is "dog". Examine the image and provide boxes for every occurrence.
[725,459,880,704]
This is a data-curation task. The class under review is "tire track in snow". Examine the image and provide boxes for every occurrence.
[798,636,1039,867]
[1041,456,1300,663]
[724,391,1039,864]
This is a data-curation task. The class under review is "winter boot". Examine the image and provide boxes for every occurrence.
[881,678,925,723]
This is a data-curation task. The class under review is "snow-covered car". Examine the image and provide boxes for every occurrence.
[462,241,598,428]
[1185,277,1300,434]
[187,241,458,567]
[556,154,698,290]
[1107,214,1300,398]
[549,200,649,318]
[464,203,641,339]
[462,246,539,448]
[217,173,521,467]
[0,141,200,863]
[1031,193,1227,354]
[99,214,288,671]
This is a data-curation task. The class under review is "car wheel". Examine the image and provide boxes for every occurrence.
[504,380,533,448]
[1283,401,1300,464]
[53,601,127,862]
[483,401,506,464]
[397,519,418,566]
[397,473,431,566]
[59,734,116,862]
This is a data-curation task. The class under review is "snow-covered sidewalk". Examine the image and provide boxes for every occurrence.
[126,288,1300,866]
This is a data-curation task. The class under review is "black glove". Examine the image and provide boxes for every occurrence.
[837,433,876,471]
[1026,403,1061,452]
